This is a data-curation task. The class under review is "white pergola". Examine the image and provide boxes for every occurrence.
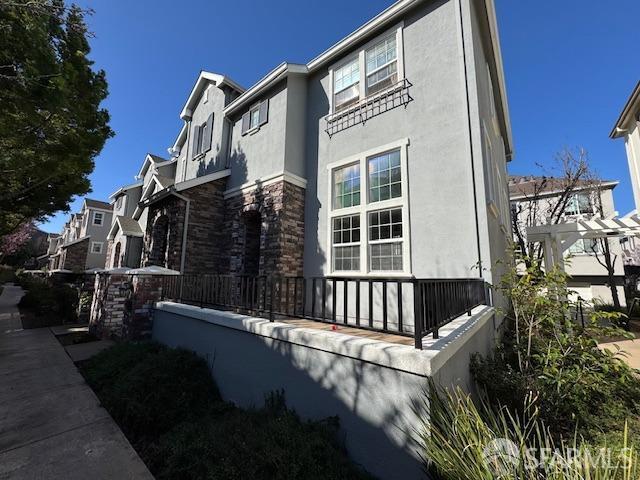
[526,216,640,272]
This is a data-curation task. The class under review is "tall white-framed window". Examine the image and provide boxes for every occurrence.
[328,24,404,114]
[92,211,104,226]
[327,138,411,275]
[91,241,103,254]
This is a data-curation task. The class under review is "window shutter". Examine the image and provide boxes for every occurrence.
[203,113,214,152]
[192,124,201,156]
[259,99,269,126]
[241,111,250,135]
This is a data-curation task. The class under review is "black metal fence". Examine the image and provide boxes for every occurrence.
[160,275,491,350]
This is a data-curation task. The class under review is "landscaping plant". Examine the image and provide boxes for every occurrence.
[417,380,638,480]
[81,342,371,480]
[472,257,640,446]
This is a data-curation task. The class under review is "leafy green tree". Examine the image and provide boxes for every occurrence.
[0,0,112,236]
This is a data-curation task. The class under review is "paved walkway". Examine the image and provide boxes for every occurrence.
[0,284,153,479]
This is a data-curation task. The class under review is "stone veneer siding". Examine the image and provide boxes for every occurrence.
[142,196,186,271]
[140,178,305,277]
[89,273,164,340]
[61,238,89,272]
[225,180,305,277]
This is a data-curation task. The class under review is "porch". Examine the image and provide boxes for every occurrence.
[158,274,492,349]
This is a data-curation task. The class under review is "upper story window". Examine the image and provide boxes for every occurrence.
[192,113,214,158]
[334,58,360,111]
[328,139,410,275]
[565,193,593,216]
[241,100,269,135]
[365,35,398,95]
[329,24,404,115]
[115,196,123,210]
[92,211,104,226]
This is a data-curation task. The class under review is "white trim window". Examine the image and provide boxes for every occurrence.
[327,139,411,275]
[333,58,360,111]
[92,211,104,226]
[329,24,404,114]
[249,104,261,130]
[91,241,103,254]
[365,35,398,95]
[568,238,599,255]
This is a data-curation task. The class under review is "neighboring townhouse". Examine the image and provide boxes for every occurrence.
[106,179,143,268]
[611,81,640,211]
[46,199,113,272]
[109,0,512,293]
[509,176,626,305]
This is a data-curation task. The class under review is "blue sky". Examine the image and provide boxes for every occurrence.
[42,0,640,233]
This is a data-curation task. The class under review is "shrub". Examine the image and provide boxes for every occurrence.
[472,258,640,444]
[417,380,639,480]
[80,342,370,479]
[82,343,221,441]
[145,401,368,480]
[0,265,16,284]
[17,275,78,324]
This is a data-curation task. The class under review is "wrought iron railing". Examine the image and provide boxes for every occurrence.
[325,78,413,137]
[159,275,491,350]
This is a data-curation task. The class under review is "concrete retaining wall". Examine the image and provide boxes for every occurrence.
[152,302,497,479]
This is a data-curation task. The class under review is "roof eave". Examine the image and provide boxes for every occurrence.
[223,63,307,117]
[610,81,640,139]
[180,71,246,120]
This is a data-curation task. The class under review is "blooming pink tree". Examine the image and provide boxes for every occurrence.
[0,222,36,263]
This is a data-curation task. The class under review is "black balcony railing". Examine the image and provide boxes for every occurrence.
[159,275,491,350]
[325,78,413,137]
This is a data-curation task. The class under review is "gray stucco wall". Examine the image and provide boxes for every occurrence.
[83,208,112,269]
[303,0,487,279]
[151,306,425,479]
[151,303,497,480]
[228,81,289,190]
[465,0,510,308]
[181,84,230,182]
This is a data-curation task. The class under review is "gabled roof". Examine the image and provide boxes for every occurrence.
[136,153,170,180]
[109,181,143,200]
[180,71,245,120]
[108,216,144,240]
[508,175,618,199]
[84,198,112,211]
[610,81,640,138]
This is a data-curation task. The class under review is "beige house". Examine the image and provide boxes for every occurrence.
[46,199,113,272]
[611,81,640,211]
[510,176,626,305]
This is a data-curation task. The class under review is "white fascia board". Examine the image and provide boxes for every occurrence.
[175,169,231,192]
[109,181,143,200]
[610,81,640,138]
[171,123,188,152]
[484,0,514,160]
[136,153,162,180]
[107,220,120,240]
[307,0,422,72]
[180,71,246,120]
[223,63,308,117]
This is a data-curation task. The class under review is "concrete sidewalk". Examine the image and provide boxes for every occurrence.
[0,284,153,479]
